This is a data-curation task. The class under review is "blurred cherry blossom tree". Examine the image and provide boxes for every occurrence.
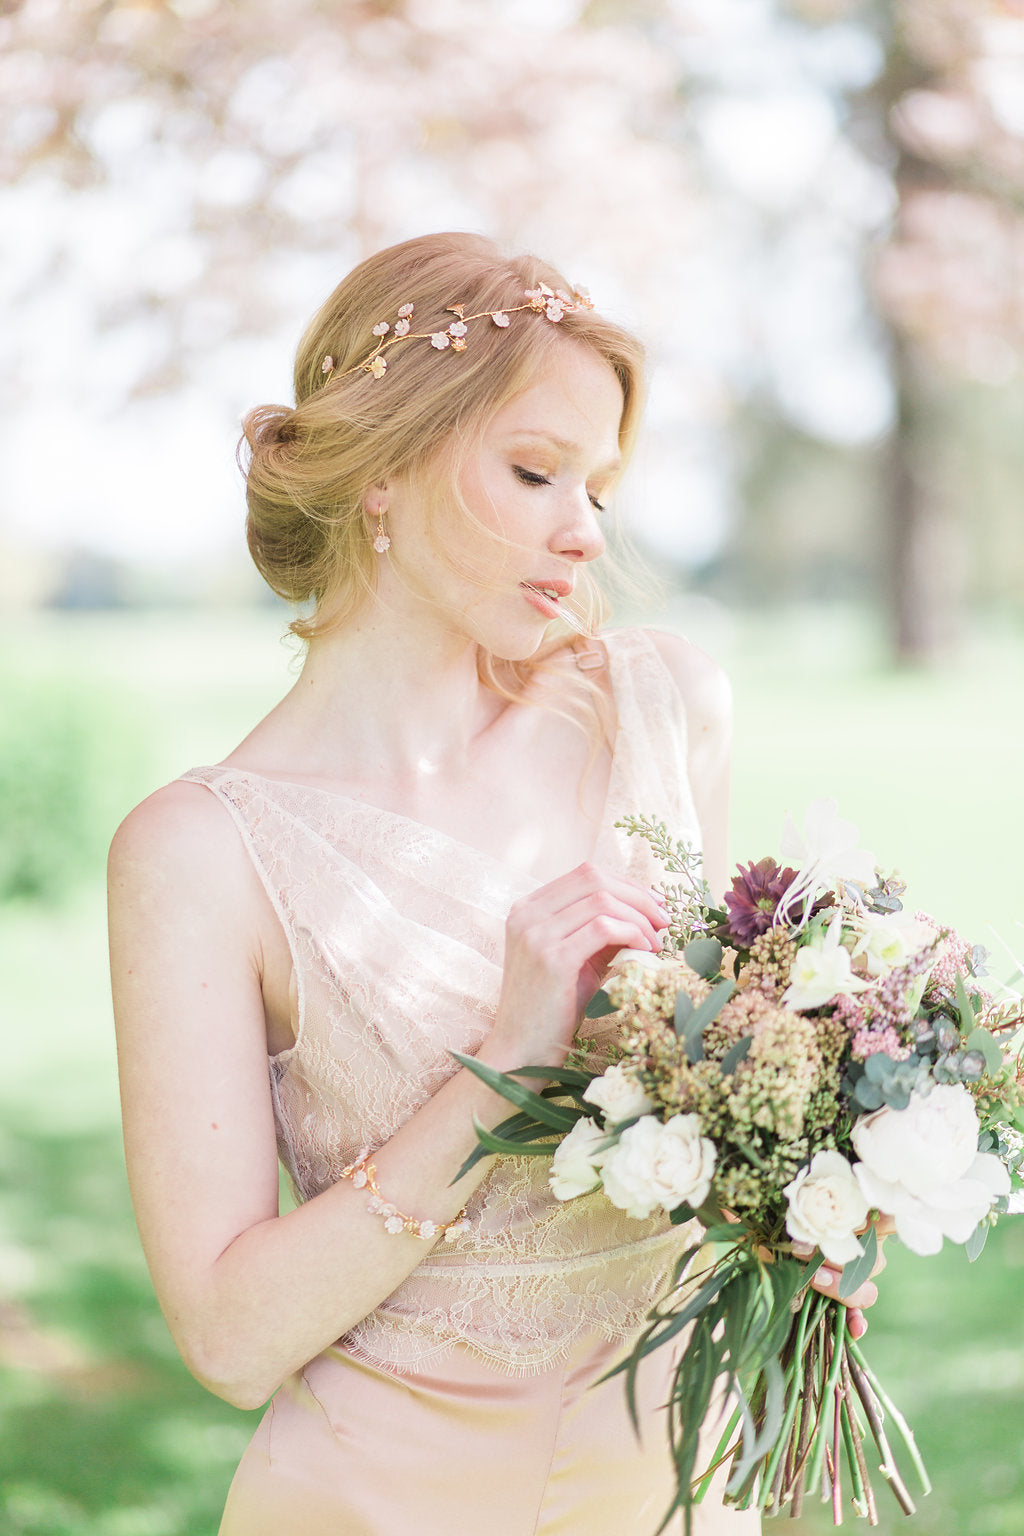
[3,0,1024,656]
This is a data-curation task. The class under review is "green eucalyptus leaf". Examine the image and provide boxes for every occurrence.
[684,936,724,980]
[450,1051,583,1130]
[674,990,694,1035]
[719,1036,752,1076]
[469,1118,561,1158]
[511,1064,596,1089]
[864,1052,895,1084]
[838,1223,877,1301]
[966,1221,990,1262]
[954,973,978,1036]
[698,1223,746,1247]
[682,978,736,1064]
[853,1080,885,1111]
[584,988,617,1019]
[965,1026,1003,1077]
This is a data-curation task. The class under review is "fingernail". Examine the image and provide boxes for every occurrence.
[816,1267,836,1286]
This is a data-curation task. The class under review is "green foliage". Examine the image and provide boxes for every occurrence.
[0,674,143,904]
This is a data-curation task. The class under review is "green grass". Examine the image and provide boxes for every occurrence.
[1,606,1022,1535]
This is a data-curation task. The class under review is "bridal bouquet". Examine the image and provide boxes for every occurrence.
[455,801,1024,1530]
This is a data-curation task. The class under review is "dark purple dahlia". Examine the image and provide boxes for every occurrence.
[723,857,799,946]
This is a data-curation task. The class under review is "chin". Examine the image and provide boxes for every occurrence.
[470,619,552,664]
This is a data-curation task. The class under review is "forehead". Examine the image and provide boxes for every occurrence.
[486,343,624,464]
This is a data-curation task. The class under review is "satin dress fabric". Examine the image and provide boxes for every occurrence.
[181,629,761,1536]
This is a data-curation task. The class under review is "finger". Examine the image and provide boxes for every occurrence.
[513,864,670,931]
[559,915,668,976]
[513,892,667,963]
[808,1265,879,1308]
[847,1307,868,1341]
[560,891,667,951]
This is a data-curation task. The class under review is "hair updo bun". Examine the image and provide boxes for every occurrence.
[240,231,645,652]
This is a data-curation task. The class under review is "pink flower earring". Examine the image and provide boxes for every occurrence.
[373,506,391,554]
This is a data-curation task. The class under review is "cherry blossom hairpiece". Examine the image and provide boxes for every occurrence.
[320,283,593,384]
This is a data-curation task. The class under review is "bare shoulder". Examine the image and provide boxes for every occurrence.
[108,779,254,922]
[642,629,732,738]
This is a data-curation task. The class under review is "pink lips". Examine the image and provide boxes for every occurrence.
[520,580,590,636]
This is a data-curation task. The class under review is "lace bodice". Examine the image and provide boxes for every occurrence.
[181,628,703,1374]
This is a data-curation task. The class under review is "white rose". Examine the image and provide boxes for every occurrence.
[851,911,935,979]
[583,1064,655,1126]
[549,1117,606,1201]
[852,1083,1011,1256]
[599,1114,716,1220]
[783,1150,869,1267]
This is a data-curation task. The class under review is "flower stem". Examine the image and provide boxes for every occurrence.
[805,1304,847,1500]
[690,1407,742,1501]
[845,1349,917,1516]
[848,1338,931,1498]
[839,1354,877,1526]
[760,1287,817,1507]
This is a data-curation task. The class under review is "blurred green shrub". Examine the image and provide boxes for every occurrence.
[0,676,143,904]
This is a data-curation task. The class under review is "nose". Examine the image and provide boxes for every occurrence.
[552,490,605,564]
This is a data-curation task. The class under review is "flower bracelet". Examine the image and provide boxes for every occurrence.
[340,1150,468,1241]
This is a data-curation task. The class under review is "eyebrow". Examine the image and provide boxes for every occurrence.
[505,429,622,477]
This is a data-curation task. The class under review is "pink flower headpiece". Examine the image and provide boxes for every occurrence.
[320,283,593,384]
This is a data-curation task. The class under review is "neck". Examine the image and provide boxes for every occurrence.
[259,599,509,786]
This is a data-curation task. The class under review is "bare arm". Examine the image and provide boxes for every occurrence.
[646,630,733,901]
[110,783,667,1410]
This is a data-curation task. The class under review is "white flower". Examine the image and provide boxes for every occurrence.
[850,910,935,978]
[397,302,414,318]
[491,311,510,327]
[448,320,468,337]
[549,1117,606,1201]
[583,1064,655,1126]
[430,332,451,350]
[852,1083,1011,1255]
[777,798,877,926]
[782,912,871,1011]
[784,1151,869,1267]
[371,321,390,336]
[393,317,411,337]
[599,1114,716,1219]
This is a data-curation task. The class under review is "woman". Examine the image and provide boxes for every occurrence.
[109,232,875,1535]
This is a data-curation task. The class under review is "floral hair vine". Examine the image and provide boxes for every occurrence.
[319,282,594,384]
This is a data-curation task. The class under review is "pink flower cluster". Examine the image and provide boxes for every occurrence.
[832,992,911,1063]
[850,1024,911,1063]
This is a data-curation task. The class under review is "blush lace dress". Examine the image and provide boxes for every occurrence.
[181,629,760,1536]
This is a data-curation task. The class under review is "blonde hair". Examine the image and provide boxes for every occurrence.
[241,231,646,702]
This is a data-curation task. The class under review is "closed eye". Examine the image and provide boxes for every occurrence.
[513,466,551,487]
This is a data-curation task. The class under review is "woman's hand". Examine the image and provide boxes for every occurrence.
[489,862,668,1066]
[806,1214,895,1339]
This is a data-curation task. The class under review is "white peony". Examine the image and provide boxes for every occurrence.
[599,1114,716,1220]
[850,910,935,979]
[549,1117,606,1201]
[852,1083,1010,1256]
[782,912,871,1011]
[783,1150,870,1267]
[583,1064,655,1126]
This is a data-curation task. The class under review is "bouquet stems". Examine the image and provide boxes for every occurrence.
[646,1251,930,1530]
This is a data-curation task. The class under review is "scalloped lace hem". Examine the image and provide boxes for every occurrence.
[337,1308,663,1379]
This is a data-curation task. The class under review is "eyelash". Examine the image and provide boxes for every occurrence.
[513,465,606,513]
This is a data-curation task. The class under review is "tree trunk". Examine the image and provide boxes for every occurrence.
[883,334,963,663]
